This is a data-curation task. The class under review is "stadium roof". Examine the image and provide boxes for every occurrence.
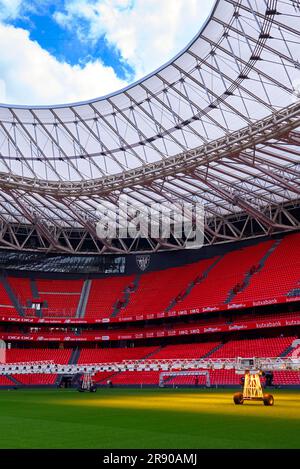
[0,0,299,254]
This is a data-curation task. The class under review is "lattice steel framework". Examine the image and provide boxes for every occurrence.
[1,357,300,375]
[0,0,299,254]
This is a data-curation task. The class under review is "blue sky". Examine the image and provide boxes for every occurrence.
[10,1,134,80]
[0,0,215,105]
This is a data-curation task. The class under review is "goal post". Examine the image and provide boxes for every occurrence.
[159,370,210,388]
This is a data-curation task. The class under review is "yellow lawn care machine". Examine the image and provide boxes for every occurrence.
[233,370,274,406]
[233,358,275,405]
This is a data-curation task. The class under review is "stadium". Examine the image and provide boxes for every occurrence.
[0,0,300,450]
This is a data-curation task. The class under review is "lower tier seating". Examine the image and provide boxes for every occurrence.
[12,374,57,385]
[0,376,14,385]
[6,349,72,386]
[6,348,72,364]
[0,336,299,386]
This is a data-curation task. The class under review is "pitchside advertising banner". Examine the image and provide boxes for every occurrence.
[1,314,299,343]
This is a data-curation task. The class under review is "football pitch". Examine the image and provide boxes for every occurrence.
[0,388,299,449]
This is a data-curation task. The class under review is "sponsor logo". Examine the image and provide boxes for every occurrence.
[227,303,246,310]
[202,306,219,313]
[8,335,33,341]
[134,334,144,339]
[256,321,281,329]
[228,325,247,331]
[253,298,277,306]
[285,319,300,326]
[286,296,300,303]
[204,327,221,333]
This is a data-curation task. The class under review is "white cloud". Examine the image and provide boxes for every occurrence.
[0,22,127,105]
[0,0,23,20]
[0,0,53,20]
[0,0,215,105]
[54,0,215,78]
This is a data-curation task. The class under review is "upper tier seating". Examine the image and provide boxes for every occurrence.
[236,233,300,302]
[36,279,83,317]
[0,234,299,322]
[172,240,274,312]
[7,277,32,313]
[117,258,215,318]
[0,282,17,317]
[84,276,135,320]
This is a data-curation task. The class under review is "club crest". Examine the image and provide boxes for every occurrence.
[136,255,150,271]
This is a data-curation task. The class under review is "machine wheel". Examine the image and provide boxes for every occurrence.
[233,392,244,405]
[263,394,274,406]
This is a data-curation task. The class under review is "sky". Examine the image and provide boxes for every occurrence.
[0,0,215,106]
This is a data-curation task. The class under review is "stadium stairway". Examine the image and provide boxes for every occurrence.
[6,375,22,386]
[201,343,224,358]
[143,345,164,359]
[287,287,300,298]
[69,347,80,365]
[111,275,140,318]
[166,256,224,312]
[30,279,39,299]
[280,345,296,357]
[95,370,123,385]
[280,339,300,358]
[0,275,24,316]
[55,348,81,386]
[76,280,91,318]
[225,239,281,304]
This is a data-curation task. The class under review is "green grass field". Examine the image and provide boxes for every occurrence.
[0,388,299,449]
